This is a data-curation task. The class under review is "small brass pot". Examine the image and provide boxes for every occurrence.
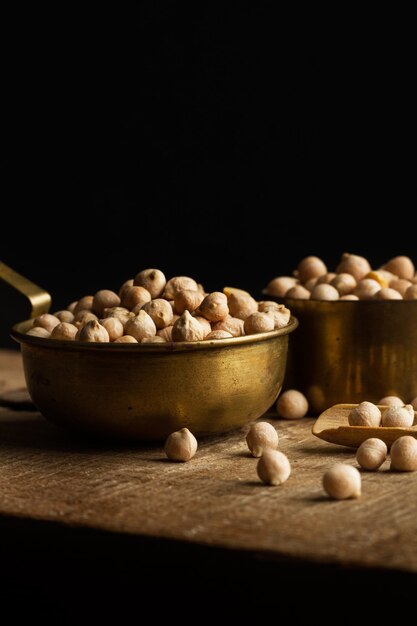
[1,262,298,440]
[279,297,417,414]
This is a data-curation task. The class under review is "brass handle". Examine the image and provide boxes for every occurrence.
[0,261,51,319]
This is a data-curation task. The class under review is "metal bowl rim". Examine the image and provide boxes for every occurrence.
[11,316,298,353]
[270,296,417,307]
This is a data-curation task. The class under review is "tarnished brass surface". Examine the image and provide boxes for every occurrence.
[11,318,298,440]
[281,298,417,414]
[0,261,51,318]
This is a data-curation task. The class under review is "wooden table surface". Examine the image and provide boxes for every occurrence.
[1,349,417,577]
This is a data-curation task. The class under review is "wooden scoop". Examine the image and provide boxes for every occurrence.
[312,403,417,448]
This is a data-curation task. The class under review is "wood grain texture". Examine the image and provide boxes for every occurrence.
[313,403,417,448]
[2,350,417,573]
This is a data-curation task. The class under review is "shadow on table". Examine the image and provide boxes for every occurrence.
[0,410,155,455]
[0,409,247,456]
[297,442,353,456]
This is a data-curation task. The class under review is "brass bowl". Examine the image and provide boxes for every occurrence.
[279,297,417,414]
[1,261,298,440]
[11,318,297,440]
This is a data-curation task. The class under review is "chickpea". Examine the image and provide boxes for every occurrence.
[67,301,78,314]
[134,268,166,298]
[172,311,206,342]
[78,320,110,343]
[124,310,157,342]
[323,464,361,499]
[383,256,415,280]
[348,401,381,427]
[389,278,412,296]
[378,395,404,407]
[330,273,357,296]
[164,428,198,462]
[404,285,417,300]
[310,284,339,301]
[276,390,308,419]
[50,322,78,341]
[199,292,229,322]
[121,286,151,311]
[257,301,281,312]
[295,256,327,283]
[157,326,173,342]
[163,276,199,300]
[226,292,257,320]
[373,288,402,300]
[365,271,392,288]
[192,316,212,337]
[73,296,94,316]
[264,276,298,298]
[54,310,75,323]
[99,317,124,341]
[353,279,381,300]
[381,405,414,428]
[92,289,120,317]
[257,450,291,485]
[339,294,359,301]
[102,307,134,328]
[211,316,245,337]
[26,327,51,338]
[223,286,252,299]
[304,277,319,292]
[244,312,275,334]
[74,311,99,328]
[32,313,60,333]
[141,336,167,343]
[118,279,134,299]
[390,436,417,471]
[285,285,311,300]
[262,304,291,329]
[336,253,371,281]
[246,422,279,457]
[174,289,204,314]
[205,330,233,340]
[142,299,174,329]
[113,335,138,343]
[316,272,337,285]
[356,438,387,471]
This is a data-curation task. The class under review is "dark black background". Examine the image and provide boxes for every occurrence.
[1,9,414,347]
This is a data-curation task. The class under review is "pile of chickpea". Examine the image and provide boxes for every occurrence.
[26,269,292,343]
[265,253,417,301]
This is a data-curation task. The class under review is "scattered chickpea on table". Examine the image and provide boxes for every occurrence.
[356,439,387,471]
[390,436,417,471]
[164,428,198,462]
[246,422,279,457]
[322,465,362,500]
